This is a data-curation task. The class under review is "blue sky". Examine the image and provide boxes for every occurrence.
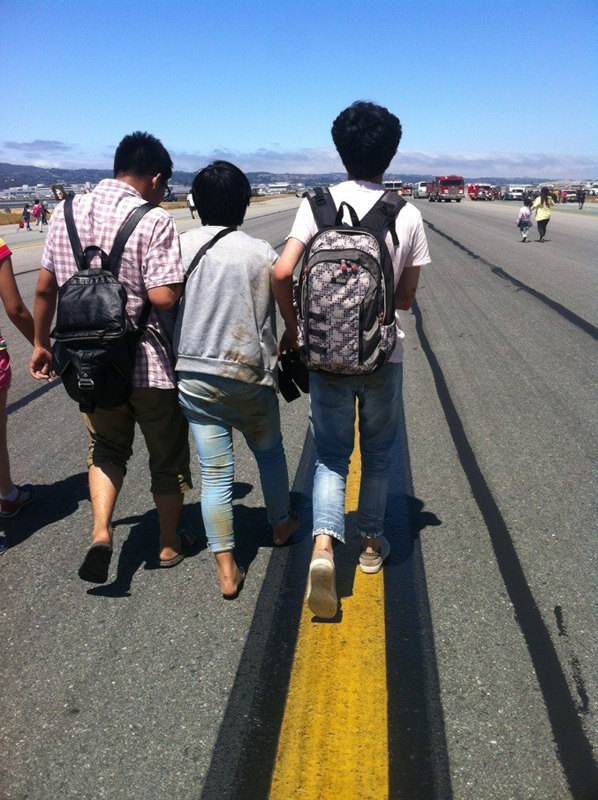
[2,0,596,178]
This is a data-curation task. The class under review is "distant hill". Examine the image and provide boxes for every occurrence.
[0,162,557,191]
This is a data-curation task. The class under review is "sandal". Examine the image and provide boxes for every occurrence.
[78,542,113,584]
[159,529,197,568]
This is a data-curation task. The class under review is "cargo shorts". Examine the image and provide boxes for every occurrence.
[82,387,192,495]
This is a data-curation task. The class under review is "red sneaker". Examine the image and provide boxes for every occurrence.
[0,485,33,518]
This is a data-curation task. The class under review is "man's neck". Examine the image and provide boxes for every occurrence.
[347,173,384,185]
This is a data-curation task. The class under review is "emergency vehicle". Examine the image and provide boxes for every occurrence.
[428,176,465,202]
[468,183,494,200]
[383,180,403,194]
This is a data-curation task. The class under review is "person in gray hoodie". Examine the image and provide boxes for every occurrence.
[174,161,298,599]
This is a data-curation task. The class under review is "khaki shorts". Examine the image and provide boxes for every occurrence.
[83,387,192,495]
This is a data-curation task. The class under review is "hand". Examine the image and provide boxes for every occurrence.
[279,328,298,355]
[30,346,55,381]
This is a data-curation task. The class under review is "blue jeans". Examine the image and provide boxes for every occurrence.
[308,362,403,544]
[178,373,291,552]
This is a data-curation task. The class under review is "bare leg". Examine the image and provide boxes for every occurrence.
[214,550,245,597]
[313,533,334,555]
[155,492,184,562]
[0,392,15,497]
[88,462,123,545]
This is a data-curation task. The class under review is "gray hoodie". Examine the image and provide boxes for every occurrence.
[174,226,279,390]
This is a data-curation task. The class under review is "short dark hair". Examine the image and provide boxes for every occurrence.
[331,101,402,180]
[113,131,173,181]
[192,161,251,226]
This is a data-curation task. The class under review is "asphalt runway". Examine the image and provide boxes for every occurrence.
[0,196,596,799]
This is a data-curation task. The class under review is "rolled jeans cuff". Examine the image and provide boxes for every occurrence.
[313,527,344,545]
[357,528,383,540]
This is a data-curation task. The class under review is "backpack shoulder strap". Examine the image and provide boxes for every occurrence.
[108,202,154,274]
[360,190,406,247]
[63,195,85,270]
[306,187,337,230]
[184,226,236,284]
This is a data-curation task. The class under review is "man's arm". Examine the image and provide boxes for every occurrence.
[30,267,58,380]
[394,265,421,310]
[272,237,305,352]
[147,283,183,310]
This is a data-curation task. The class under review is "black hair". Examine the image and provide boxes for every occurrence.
[192,160,251,226]
[331,101,402,180]
[113,131,173,181]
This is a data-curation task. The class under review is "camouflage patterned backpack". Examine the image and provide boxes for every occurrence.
[295,187,405,375]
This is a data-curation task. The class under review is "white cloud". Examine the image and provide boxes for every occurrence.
[1,140,597,179]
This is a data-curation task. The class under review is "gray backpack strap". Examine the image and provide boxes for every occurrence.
[360,190,405,247]
[184,227,236,285]
[306,187,337,229]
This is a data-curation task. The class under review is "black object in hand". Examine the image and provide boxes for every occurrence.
[278,351,309,402]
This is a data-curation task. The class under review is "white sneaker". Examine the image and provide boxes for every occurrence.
[307,550,337,618]
[359,535,390,574]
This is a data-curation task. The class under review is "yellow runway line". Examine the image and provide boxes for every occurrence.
[270,426,388,800]
[9,242,45,251]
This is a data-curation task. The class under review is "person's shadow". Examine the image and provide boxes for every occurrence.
[0,471,89,547]
[87,482,299,598]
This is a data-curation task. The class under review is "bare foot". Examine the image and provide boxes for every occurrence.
[273,511,300,546]
[91,525,113,548]
[215,551,246,598]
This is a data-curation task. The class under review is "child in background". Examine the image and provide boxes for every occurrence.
[516,197,533,242]
[0,238,34,550]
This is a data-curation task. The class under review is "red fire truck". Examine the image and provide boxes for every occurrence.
[468,183,494,200]
[428,176,465,202]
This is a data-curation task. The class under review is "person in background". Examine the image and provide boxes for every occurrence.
[186,191,196,219]
[576,187,586,210]
[0,238,35,549]
[22,205,31,231]
[531,186,555,243]
[174,161,299,599]
[32,199,43,232]
[516,197,533,243]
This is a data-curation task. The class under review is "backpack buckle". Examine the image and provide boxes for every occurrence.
[78,377,95,391]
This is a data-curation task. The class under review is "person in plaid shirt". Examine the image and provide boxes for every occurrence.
[30,132,192,584]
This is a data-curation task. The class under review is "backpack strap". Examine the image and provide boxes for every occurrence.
[108,202,154,274]
[360,190,406,247]
[184,227,236,284]
[63,195,85,270]
[306,187,337,230]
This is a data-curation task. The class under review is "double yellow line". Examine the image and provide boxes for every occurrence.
[270,429,389,799]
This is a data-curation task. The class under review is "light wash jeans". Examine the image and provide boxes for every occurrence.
[308,361,403,544]
[178,372,291,553]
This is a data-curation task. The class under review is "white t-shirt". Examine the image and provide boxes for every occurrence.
[288,180,431,362]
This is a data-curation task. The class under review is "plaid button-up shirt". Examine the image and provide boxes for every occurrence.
[42,179,183,388]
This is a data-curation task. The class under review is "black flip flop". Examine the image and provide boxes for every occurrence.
[159,529,197,568]
[78,543,113,583]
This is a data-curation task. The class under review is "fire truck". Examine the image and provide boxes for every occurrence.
[383,180,403,194]
[428,175,465,202]
[467,183,494,200]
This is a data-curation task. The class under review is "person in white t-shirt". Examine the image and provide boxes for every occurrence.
[272,101,431,618]
[186,192,196,219]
